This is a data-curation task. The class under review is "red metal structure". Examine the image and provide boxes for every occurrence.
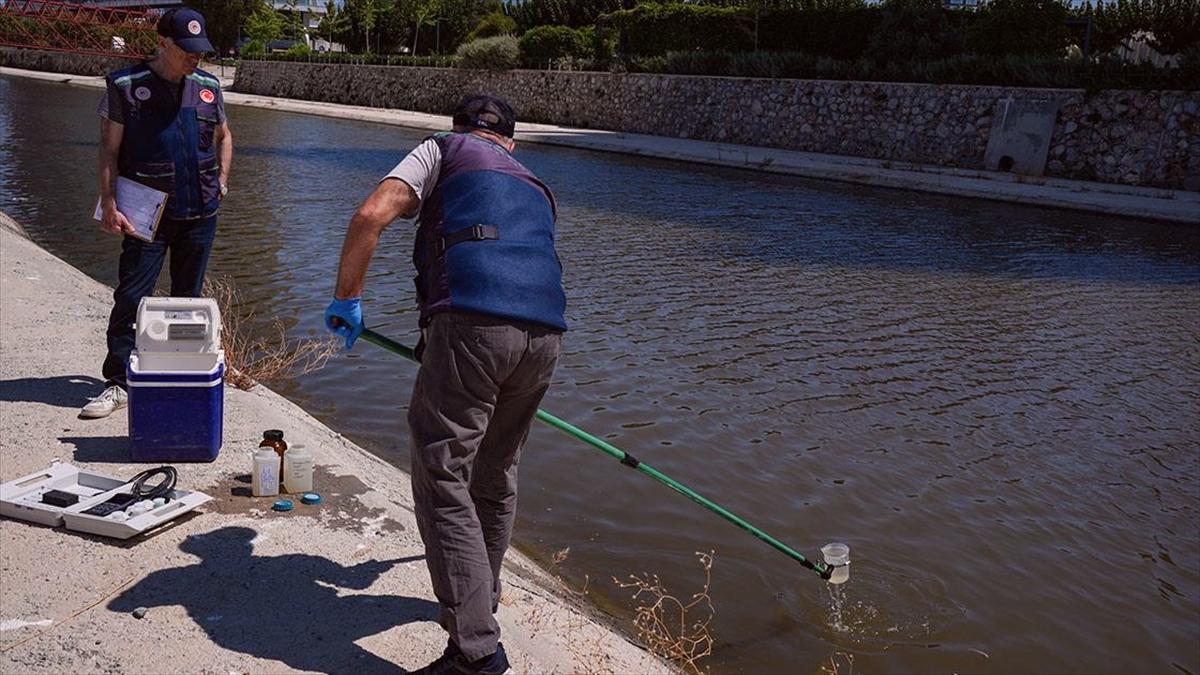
[0,1,158,59]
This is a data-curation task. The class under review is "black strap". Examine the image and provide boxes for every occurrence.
[436,224,499,257]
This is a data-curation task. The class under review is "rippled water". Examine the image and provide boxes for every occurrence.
[3,75,1199,674]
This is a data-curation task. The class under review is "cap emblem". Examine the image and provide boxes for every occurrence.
[187,20,201,35]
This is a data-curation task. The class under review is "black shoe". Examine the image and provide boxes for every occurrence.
[412,641,510,675]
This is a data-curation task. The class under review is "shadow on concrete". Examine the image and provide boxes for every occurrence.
[109,526,434,674]
[0,375,103,409]
[59,435,129,463]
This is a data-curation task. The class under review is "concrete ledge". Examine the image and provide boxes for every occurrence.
[3,64,1195,225]
[0,217,666,673]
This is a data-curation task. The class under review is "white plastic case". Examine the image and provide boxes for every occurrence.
[0,460,212,539]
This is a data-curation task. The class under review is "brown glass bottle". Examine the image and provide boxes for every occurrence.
[260,430,287,478]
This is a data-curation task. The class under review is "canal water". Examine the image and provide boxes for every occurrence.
[3,74,1198,674]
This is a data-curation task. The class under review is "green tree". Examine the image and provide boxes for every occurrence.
[519,24,585,63]
[509,0,625,30]
[279,0,306,41]
[317,0,353,44]
[245,0,286,45]
[1083,0,1142,56]
[399,0,440,54]
[348,0,379,52]
[185,0,260,54]
[966,0,1073,57]
[867,0,965,63]
[467,11,517,40]
[1146,0,1200,54]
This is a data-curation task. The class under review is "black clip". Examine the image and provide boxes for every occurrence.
[436,224,499,257]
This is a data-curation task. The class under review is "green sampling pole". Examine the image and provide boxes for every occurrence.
[359,328,832,580]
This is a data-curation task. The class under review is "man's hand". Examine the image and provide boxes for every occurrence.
[324,297,364,349]
[100,204,136,236]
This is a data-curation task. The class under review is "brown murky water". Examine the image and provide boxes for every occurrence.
[3,75,1198,674]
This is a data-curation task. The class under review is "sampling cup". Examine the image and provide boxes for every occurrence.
[821,542,851,584]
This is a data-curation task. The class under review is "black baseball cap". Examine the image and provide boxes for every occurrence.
[452,94,517,138]
[157,8,214,54]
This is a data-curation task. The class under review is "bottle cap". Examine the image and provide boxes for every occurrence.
[272,500,294,512]
[263,430,284,442]
[300,492,321,505]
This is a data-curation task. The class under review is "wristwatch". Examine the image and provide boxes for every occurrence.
[219,183,229,197]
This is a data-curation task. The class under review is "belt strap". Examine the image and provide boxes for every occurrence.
[436,224,499,257]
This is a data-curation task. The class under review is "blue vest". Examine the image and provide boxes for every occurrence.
[414,133,567,331]
[107,63,222,220]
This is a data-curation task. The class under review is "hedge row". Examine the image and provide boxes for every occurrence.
[245,48,1200,90]
[630,50,1200,89]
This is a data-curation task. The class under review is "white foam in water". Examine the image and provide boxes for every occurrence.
[827,584,849,632]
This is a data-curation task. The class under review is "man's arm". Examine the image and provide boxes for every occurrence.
[98,118,135,236]
[333,179,420,299]
[215,121,233,190]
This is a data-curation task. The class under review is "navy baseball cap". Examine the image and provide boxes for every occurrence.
[452,94,517,138]
[157,8,214,54]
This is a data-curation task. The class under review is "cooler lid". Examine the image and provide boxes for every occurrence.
[135,296,221,355]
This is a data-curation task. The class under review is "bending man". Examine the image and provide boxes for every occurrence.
[325,94,565,675]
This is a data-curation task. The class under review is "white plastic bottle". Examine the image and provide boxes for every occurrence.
[283,443,314,493]
[252,447,280,496]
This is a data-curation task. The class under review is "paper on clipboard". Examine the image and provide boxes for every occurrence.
[94,176,168,242]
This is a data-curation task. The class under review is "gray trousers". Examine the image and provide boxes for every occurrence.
[408,311,561,661]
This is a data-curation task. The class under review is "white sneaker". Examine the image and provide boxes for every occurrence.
[80,385,128,419]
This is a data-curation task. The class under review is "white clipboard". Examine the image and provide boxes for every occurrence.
[94,176,168,242]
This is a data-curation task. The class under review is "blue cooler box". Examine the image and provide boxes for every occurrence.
[127,354,224,462]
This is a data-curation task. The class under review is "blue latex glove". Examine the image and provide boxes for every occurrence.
[324,297,364,349]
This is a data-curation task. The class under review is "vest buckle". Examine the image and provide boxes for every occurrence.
[436,224,500,257]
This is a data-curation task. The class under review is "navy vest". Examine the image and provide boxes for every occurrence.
[106,63,222,220]
[414,132,567,331]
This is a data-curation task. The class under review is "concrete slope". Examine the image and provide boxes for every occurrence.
[0,217,667,674]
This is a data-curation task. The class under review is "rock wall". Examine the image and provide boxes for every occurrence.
[4,47,1194,191]
[233,61,1199,191]
[0,47,132,77]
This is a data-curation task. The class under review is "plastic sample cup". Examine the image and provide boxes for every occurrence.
[821,542,851,584]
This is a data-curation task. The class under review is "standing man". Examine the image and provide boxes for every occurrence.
[81,8,233,418]
[325,95,565,675]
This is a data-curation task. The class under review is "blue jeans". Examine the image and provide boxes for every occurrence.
[102,214,218,387]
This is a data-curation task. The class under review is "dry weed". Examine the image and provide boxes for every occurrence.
[203,276,338,390]
[817,651,855,675]
[612,551,716,675]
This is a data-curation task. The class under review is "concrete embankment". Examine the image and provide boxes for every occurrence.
[0,214,667,673]
[2,65,1196,225]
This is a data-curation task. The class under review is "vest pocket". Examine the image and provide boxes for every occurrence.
[132,161,174,194]
[198,158,221,204]
[197,115,218,150]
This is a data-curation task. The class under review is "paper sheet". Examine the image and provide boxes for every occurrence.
[93,176,168,242]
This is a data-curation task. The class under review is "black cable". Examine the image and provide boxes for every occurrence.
[128,466,177,501]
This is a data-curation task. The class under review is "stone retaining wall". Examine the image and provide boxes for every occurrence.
[4,47,1195,191]
[233,61,1199,191]
[0,47,132,77]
